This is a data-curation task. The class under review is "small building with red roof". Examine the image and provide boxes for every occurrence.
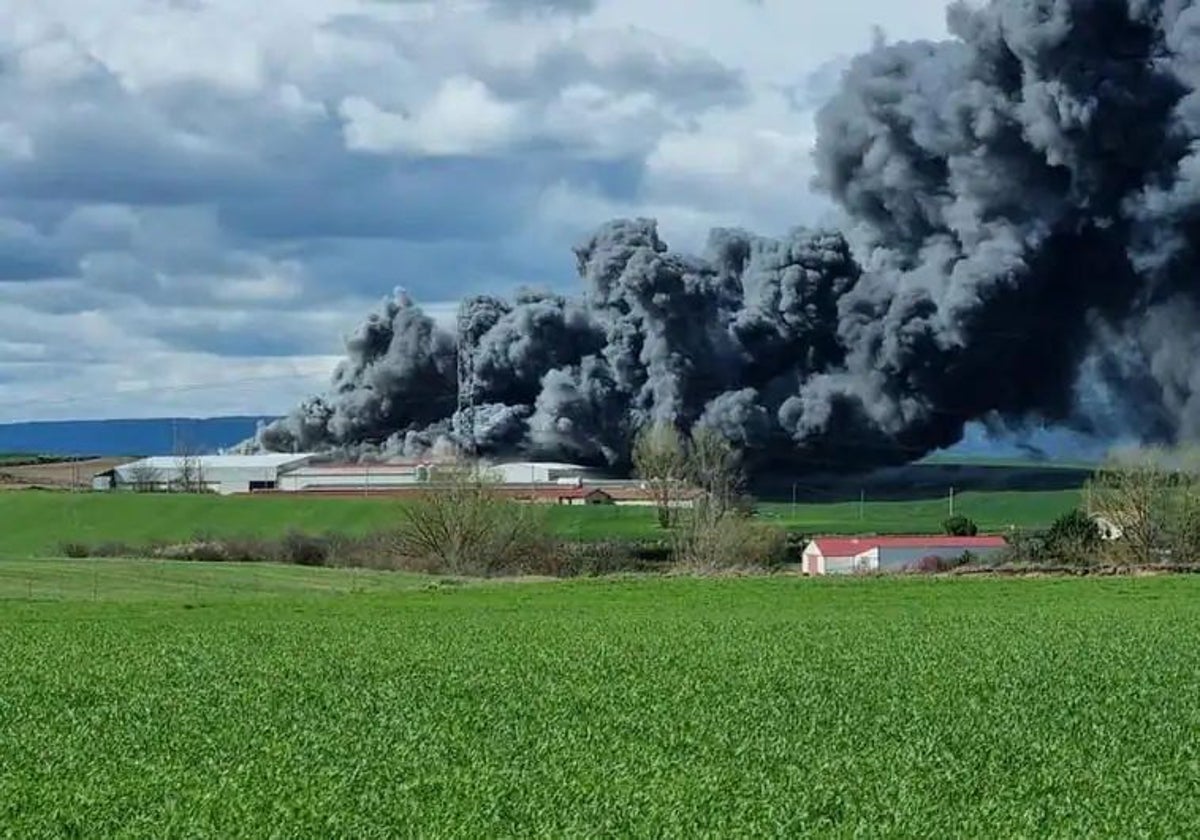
[802,535,1008,575]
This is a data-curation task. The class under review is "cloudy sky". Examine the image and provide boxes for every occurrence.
[1,0,952,423]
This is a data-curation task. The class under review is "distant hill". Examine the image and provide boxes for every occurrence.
[0,417,277,457]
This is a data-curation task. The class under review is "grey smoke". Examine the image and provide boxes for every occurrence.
[253,0,1200,471]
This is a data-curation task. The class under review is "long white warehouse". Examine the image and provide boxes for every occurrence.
[101,453,316,495]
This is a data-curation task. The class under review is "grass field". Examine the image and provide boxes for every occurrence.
[0,558,433,602]
[2,563,1199,835]
[0,487,1082,557]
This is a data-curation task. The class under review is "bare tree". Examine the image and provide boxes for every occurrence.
[124,462,163,493]
[686,426,745,518]
[1089,461,1167,564]
[393,462,551,576]
[1086,447,1200,565]
[632,421,689,529]
[671,494,786,573]
[172,445,207,493]
[670,426,783,572]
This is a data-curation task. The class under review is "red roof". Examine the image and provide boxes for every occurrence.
[809,536,1007,556]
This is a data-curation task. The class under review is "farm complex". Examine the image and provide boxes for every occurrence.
[90,453,677,505]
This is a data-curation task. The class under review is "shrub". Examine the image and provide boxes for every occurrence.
[59,542,90,559]
[525,541,655,578]
[91,542,138,558]
[1044,509,1102,565]
[218,537,277,564]
[943,515,979,537]
[178,542,229,563]
[281,532,330,567]
[909,551,978,574]
[392,467,553,576]
[911,555,944,573]
[672,507,788,573]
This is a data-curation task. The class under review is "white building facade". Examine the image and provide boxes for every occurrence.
[108,454,315,495]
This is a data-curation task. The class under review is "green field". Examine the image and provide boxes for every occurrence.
[0,557,433,602]
[0,488,1082,557]
[2,563,1199,835]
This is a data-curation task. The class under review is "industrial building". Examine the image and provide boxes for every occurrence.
[92,454,628,499]
[802,536,1007,575]
[96,453,317,495]
[277,461,440,492]
[274,459,602,493]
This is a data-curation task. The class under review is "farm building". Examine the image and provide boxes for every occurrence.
[602,485,703,508]
[486,461,602,485]
[103,453,316,495]
[277,461,442,492]
[503,486,615,505]
[275,459,602,492]
[803,536,1008,575]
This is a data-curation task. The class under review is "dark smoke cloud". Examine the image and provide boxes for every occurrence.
[252,0,1200,470]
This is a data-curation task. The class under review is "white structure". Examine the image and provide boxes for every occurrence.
[99,453,635,496]
[108,453,315,495]
[485,461,601,485]
[1091,514,1124,541]
[803,536,1008,575]
[278,462,439,492]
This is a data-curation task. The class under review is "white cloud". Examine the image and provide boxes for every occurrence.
[0,0,952,422]
[340,76,520,156]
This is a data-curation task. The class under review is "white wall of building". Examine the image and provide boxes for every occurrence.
[111,454,314,495]
[277,464,431,492]
[802,548,858,575]
[870,545,1006,571]
[486,462,600,485]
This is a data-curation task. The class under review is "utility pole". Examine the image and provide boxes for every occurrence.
[859,488,865,521]
[949,486,955,517]
[456,302,477,462]
[791,482,798,518]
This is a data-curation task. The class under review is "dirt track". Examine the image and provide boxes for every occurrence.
[0,458,135,490]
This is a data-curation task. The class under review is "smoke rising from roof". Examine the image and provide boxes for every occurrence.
[252,0,1200,471]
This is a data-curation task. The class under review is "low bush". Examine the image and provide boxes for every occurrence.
[281,531,330,567]
[672,507,788,573]
[526,541,654,578]
[55,530,677,578]
[1043,509,1103,565]
[392,471,554,576]
[908,551,976,574]
[943,515,979,537]
[91,541,138,558]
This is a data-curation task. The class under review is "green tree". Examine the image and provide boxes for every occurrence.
[943,515,978,537]
[1044,509,1102,565]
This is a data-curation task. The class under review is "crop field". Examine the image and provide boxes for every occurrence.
[2,565,1199,836]
[0,487,1081,557]
[0,558,432,602]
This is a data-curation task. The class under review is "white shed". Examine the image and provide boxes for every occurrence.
[111,453,315,495]
[802,538,874,575]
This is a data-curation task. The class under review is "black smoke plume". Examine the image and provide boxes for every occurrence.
[254,0,1200,470]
